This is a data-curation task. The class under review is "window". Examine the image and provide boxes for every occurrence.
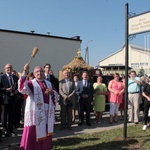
[109,64,115,66]
[131,63,139,68]
[139,62,148,66]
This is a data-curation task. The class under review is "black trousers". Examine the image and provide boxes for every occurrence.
[0,104,2,139]
[1,96,15,133]
[143,100,150,125]
[60,104,72,127]
[14,97,23,127]
[79,100,91,123]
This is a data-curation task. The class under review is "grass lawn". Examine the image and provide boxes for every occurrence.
[53,124,150,150]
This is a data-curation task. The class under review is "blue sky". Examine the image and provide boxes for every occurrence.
[0,0,150,67]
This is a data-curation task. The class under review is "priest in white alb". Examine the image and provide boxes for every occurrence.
[18,64,57,150]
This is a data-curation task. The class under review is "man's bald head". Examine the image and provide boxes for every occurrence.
[4,64,13,75]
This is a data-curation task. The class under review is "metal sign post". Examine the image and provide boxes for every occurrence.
[124,3,129,140]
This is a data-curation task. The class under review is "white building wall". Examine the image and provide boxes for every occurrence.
[129,49,150,68]
[129,47,150,74]
[0,30,81,77]
[99,48,125,66]
[99,44,150,74]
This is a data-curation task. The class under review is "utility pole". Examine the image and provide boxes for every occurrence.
[85,40,93,64]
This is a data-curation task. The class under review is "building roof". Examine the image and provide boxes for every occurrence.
[0,29,82,42]
[129,43,150,52]
[98,43,150,63]
[98,48,123,63]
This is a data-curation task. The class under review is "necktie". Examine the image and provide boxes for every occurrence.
[9,75,14,96]
[84,80,87,87]
[85,80,87,87]
[66,79,69,92]
[46,74,48,80]
[9,75,13,86]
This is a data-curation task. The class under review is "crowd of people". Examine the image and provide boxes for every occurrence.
[0,63,150,150]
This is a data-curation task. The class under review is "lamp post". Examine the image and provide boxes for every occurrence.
[85,40,93,64]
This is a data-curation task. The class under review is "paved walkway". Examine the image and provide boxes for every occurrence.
[0,105,138,150]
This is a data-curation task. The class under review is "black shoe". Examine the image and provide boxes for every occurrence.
[60,126,65,130]
[67,126,72,130]
[134,122,138,124]
[86,123,91,126]
[78,122,83,126]
[4,131,10,137]
[15,123,23,128]
[10,131,16,137]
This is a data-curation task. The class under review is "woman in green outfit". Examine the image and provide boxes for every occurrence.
[93,75,108,123]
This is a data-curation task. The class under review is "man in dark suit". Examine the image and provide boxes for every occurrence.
[59,70,75,130]
[44,63,59,93]
[0,86,3,141]
[0,64,18,137]
[77,71,94,126]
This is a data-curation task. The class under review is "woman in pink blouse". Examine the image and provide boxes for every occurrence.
[108,73,124,124]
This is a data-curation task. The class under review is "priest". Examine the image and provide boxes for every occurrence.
[18,64,58,150]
